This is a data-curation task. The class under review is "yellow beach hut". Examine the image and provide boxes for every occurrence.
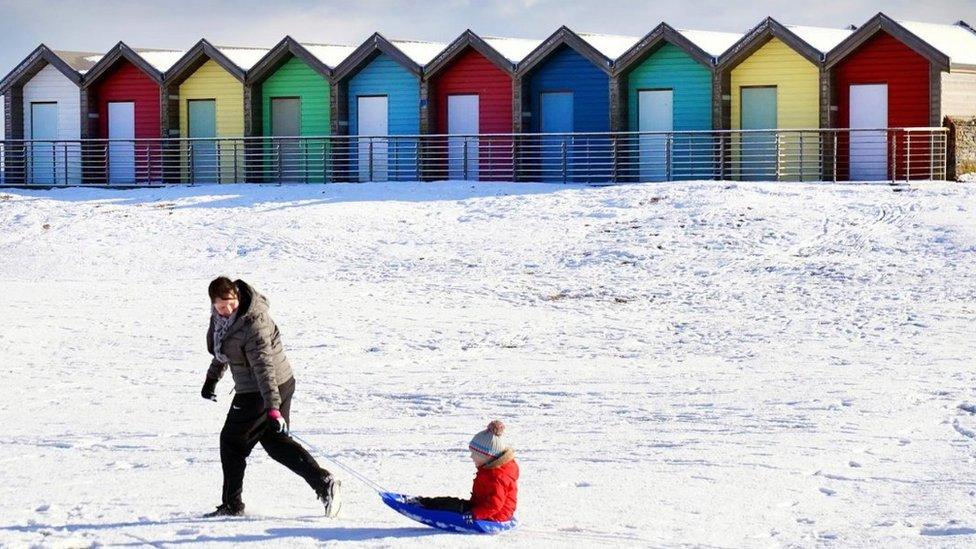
[717,18,851,180]
[163,40,267,182]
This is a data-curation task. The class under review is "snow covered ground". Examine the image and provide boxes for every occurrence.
[1,180,975,548]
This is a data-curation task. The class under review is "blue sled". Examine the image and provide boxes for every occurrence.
[379,492,518,535]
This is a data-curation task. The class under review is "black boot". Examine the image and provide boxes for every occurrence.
[204,502,245,517]
[316,476,342,518]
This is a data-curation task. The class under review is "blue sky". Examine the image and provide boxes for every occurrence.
[1,0,975,74]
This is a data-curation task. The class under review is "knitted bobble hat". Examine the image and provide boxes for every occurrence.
[469,420,506,462]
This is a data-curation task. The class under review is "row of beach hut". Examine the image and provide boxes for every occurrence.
[1,13,975,183]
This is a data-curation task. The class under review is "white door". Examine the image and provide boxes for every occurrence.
[108,102,135,183]
[448,95,479,180]
[357,96,388,182]
[30,102,58,184]
[638,90,673,182]
[849,84,888,181]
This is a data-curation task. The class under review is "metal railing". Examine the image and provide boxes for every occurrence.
[0,128,947,186]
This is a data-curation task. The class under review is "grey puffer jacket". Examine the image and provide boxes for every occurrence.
[206,280,294,410]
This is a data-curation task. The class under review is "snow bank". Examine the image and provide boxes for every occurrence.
[0,180,974,547]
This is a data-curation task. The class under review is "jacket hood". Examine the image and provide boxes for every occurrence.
[234,279,270,320]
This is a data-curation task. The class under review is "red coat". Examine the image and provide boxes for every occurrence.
[470,450,519,522]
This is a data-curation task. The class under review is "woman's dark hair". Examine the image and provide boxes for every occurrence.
[209,277,239,302]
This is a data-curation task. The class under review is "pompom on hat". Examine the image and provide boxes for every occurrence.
[469,420,507,463]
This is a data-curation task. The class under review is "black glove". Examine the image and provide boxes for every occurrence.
[201,377,218,401]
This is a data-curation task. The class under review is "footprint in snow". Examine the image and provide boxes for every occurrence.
[953,418,976,440]
[920,521,976,536]
[819,487,836,496]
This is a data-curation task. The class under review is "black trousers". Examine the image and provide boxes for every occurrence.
[415,496,471,514]
[219,377,330,505]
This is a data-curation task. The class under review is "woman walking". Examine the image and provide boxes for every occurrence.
[200,277,340,517]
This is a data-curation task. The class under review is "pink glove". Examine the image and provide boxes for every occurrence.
[268,409,288,434]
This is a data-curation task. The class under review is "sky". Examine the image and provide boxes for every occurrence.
[0,0,975,74]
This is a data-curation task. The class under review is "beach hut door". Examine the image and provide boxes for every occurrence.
[740,87,777,181]
[30,102,58,184]
[271,97,302,182]
[540,92,573,180]
[188,99,217,183]
[849,84,888,181]
[357,96,388,182]
[638,90,673,182]
[108,102,135,183]
[448,95,479,180]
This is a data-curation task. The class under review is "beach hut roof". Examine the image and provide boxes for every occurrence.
[613,23,718,74]
[824,13,953,71]
[0,45,98,92]
[516,26,614,76]
[246,36,354,83]
[164,39,251,85]
[718,17,825,70]
[898,19,976,66]
[333,32,443,81]
[424,30,521,79]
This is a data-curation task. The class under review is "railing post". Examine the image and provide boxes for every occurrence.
[799,132,804,181]
[906,132,912,182]
[584,137,590,183]
[889,131,897,183]
[512,135,519,182]
[322,137,332,183]
[462,136,469,181]
[832,132,838,182]
[187,143,194,186]
[561,138,568,184]
[368,139,374,183]
[665,133,673,182]
[611,137,618,184]
[275,141,282,183]
[774,132,781,182]
[718,133,725,181]
[416,136,422,182]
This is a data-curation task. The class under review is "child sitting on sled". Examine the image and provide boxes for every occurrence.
[414,420,519,522]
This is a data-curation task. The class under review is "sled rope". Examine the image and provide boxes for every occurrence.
[290,432,389,493]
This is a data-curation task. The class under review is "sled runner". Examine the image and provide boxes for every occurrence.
[380,492,518,534]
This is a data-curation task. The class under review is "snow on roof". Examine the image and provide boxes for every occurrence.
[678,29,743,58]
[899,20,976,66]
[54,50,103,72]
[133,49,186,72]
[577,32,641,60]
[214,46,270,70]
[786,25,854,54]
[300,43,357,68]
[482,36,544,63]
[389,39,448,66]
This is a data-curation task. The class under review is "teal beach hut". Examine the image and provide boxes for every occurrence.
[614,24,741,181]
